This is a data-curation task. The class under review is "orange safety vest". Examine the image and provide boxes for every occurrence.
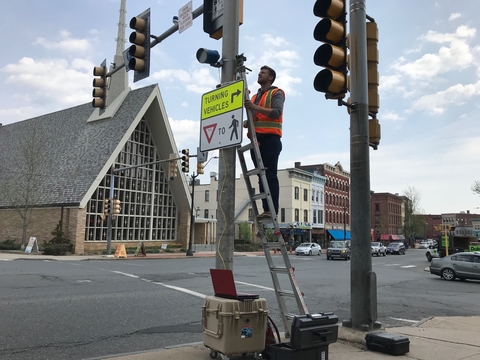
[251,87,284,137]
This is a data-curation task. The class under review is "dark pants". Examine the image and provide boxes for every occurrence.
[251,134,282,214]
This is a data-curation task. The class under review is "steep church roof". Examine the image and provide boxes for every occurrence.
[0,84,190,210]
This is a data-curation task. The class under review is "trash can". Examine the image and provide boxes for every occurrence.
[202,295,268,358]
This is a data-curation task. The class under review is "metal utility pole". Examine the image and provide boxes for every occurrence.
[215,0,240,270]
[186,173,198,256]
[343,0,380,331]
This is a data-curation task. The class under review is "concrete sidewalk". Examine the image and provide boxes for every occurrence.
[92,316,480,360]
[3,251,480,359]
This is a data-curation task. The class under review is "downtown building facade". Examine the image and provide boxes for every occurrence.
[192,162,353,249]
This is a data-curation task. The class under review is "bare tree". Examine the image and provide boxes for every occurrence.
[2,125,46,248]
[471,181,480,195]
[403,186,426,244]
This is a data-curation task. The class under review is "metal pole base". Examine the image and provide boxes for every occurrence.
[186,249,194,256]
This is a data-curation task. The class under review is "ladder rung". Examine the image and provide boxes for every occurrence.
[238,143,254,153]
[285,313,297,321]
[245,168,262,177]
[251,193,267,201]
[278,290,295,298]
[269,266,289,274]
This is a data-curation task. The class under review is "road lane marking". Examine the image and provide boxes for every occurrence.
[400,265,417,268]
[111,270,207,299]
[389,317,419,324]
[235,281,274,291]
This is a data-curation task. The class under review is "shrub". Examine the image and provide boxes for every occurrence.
[0,239,20,250]
[42,221,72,256]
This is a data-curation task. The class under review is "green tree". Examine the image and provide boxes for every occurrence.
[238,222,252,241]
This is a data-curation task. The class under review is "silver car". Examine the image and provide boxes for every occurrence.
[295,242,321,256]
[429,252,480,281]
[371,242,386,256]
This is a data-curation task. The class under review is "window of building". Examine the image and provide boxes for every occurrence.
[204,209,209,218]
[205,190,210,202]
[313,210,317,223]
[295,187,299,200]
[295,208,299,222]
[375,203,380,212]
[304,209,308,222]
[319,210,323,224]
[303,189,308,201]
[85,119,176,242]
[281,208,285,223]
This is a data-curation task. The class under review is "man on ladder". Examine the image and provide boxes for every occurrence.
[244,65,285,221]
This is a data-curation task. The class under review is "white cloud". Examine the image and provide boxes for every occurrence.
[380,75,401,91]
[394,26,475,80]
[449,13,461,21]
[262,34,289,47]
[411,81,480,114]
[382,111,405,121]
[152,68,217,94]
[168,117,199,145]
[1,57,91,108]
[34,30,92,53]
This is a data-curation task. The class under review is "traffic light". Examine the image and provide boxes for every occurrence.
[168,153,177,180]
[197,161,205,175]
[181,149,189,173]
[369,118,381,150]
[366,21,379,115]
[92,59,107,109]
[104,198,110,215]
[128,8,151,83]
[313,0,348,98]
[113,199,121,214]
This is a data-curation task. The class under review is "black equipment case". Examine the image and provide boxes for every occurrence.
[267,312,339,360]
[365,332,410,355]
[290,312,338,350]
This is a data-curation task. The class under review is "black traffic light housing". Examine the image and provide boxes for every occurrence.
[92,59,107,109]
[313,0,348,98]
[128,8,151,83]
[181,149,189,173]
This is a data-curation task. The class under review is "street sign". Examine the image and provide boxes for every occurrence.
[178,1,193,34]
[197,147,208,162]
[200,80,244,152]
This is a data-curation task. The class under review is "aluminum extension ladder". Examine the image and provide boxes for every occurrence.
[235,55,308,337]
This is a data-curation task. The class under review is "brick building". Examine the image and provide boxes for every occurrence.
[295,161,350,248]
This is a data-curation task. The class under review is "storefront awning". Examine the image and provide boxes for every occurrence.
[379,234,405,241]
[327,229,351,240]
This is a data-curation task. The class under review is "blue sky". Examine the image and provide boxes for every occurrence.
[1,1,479,215]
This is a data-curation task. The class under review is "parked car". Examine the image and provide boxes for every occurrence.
[371,242,386,256]
[429,252,480,281]
[295,242,321,256]
[426,244,440,262]
[326,240,351,260]
[419,240,429,249]
[386,242,406,255]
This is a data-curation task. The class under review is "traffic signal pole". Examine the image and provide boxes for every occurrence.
[215,0,239,271]
[343,0,380,331]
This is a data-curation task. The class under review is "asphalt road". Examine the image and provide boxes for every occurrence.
[0,249,478,359]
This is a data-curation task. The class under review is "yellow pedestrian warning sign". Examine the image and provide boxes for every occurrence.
[114,244,127,258]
